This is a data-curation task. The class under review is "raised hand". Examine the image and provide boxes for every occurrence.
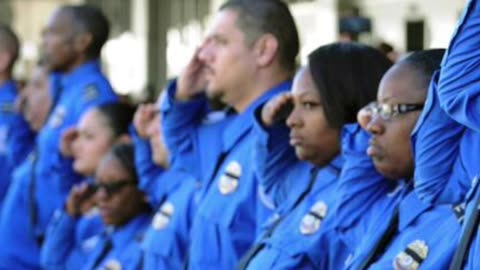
[133,103,157,139]
[357,104,373,130]
[60,127,79,157]
[261,92,294,127]
[176,47,208,101]
[66,182,97,217]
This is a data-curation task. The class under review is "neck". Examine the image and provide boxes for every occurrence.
[0,72,12,87]
[64,55,94,74]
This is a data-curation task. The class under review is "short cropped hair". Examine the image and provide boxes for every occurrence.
[400,49,445,90]
[308,42,393,129]
[0,24,20,68]
[61,5,110,58]
[220,0,299,73]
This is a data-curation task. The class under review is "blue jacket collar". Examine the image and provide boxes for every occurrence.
[0,80,16,93]
[222,80,292,152]
[61,59,101,89]
[109,212,151,249]
[398,191,431,231]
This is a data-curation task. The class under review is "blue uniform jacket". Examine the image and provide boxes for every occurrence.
[42,209,150,270]
[132,129,198,269]
[331,126,461,270]
[0,60,118,269]
[162,80,291,269]
[356,192,461,270]
[412,73,469,204]
[0,156,41,269]
[0,80,34,207]
[243,108,343,269]
[312,125,409,270]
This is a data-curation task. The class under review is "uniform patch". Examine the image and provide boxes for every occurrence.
[218,161,242,195]
[152,201,175,230]
[83,84,99,102]
[299,201,328,235]
[48,106,67,128]
[393,240,429,270]
[104,259,122,270]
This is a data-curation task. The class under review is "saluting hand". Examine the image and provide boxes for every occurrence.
[60,127,78,157]
[261,92,294,127]
[357,104,373,130]
[66,182,97,217]
[133,103,157,139]
[176,47,208,101]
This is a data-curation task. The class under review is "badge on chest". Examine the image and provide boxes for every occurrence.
[299,201,328,235]
[218,161,242,195]
[393,240,429,270]
[152,201,175,230]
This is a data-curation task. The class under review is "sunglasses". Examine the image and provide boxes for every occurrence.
[92,180,137,197]
[365,102,424,121]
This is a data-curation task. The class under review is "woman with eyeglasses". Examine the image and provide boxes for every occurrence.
[238,43,392,270]
[329,49,463,270]
[46,143,151,270]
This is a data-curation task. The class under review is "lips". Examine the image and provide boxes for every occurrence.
[289,132,304,147]
[367,138,382,159]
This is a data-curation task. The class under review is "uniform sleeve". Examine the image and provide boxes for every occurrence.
[7,115,35,171]
[334,124,394,231]
[160,80,209,176]
[252,105,298,207]
[41,209,79,270]
[412,72,468,204]
[130,125,164,207]
[438,0,480,131]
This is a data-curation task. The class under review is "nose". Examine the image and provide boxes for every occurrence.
[286,107,302,129]
[197,40,213,63]
[366,115,385,135]
[95,186,109,202]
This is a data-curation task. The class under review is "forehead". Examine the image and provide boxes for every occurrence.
[291,66,319,97]
[47,8,74,29]
[206,9,244,39]
[96,156,130,182]
[377,63,426,103]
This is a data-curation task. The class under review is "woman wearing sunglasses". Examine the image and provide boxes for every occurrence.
[43,143,151,269]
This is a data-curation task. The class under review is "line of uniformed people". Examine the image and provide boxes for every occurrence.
[0,0,479,269]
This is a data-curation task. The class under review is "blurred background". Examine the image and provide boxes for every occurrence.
[0,0,468,101]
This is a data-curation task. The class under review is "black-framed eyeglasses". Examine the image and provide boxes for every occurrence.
[92,180,137,197]
[365,101,424,121]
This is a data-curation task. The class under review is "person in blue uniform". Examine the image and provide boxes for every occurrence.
[0,24,36,206]
[131,97,199,269]
[412,1,480,269]
[42,143,152,270]
[238,42,392,270]
[332,49,463,270]
[0,62,55,269]
[161,0,299,268]
[0,5,118,269]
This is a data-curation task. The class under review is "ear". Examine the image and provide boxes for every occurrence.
[115,134,132,145]
[253,34,279,68]
[73,32,93,54]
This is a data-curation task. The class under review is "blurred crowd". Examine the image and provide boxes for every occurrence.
[0,0,477,269]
